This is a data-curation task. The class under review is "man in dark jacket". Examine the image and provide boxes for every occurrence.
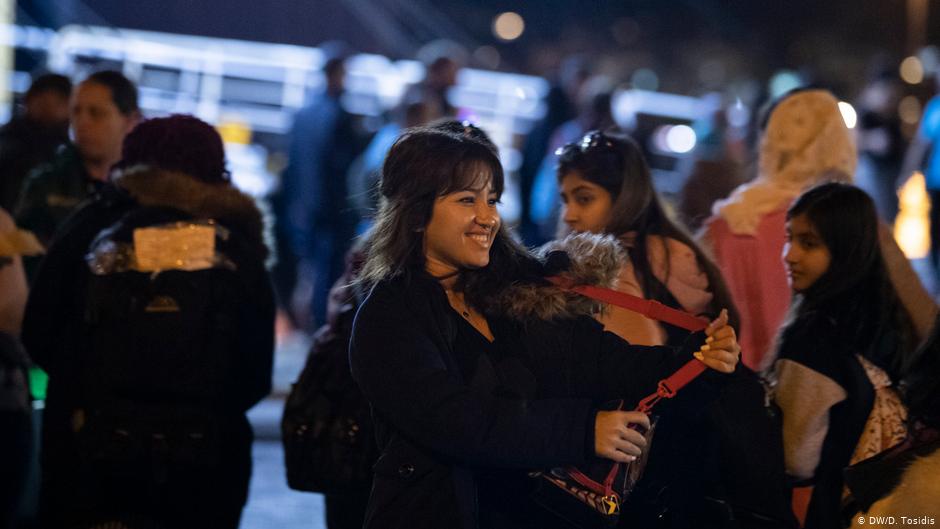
[282,49,363,330]
[0,73,71,212]
[15,70,140,252]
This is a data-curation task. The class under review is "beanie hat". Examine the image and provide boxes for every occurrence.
[119,114,228,184]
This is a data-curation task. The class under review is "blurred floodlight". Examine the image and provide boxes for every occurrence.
[769,70,803,99]
[900,56,925,84]
[838,101,857,129]
[665,124,697,153]
[895,171,930,259]
[631,68,659,91]
[899,95,923,125]
[493,12,525,41]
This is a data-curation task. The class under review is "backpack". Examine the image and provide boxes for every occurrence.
[281,273,377,495]
[75,214,244,479]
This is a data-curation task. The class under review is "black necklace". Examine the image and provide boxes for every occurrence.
[444,289,472,319]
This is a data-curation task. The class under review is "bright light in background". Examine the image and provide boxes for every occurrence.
[665,125,697,153]
[838,101,857,129]
[895,171,930,259]
[493,12,525,41]
[900,56,925,84]
[631,68,659,91]
[899,95,923,125]
[653,124,697,154]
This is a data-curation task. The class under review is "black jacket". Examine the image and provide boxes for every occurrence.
[0,116,68,212]
[22,167,274,529]
[349,249,697,529]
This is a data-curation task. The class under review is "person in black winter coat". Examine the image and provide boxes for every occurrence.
[21,115,274,529]
[349,125,741,529]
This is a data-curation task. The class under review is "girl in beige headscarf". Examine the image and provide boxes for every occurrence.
[700,89,935,369]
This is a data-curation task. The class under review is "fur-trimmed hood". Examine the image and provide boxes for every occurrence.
[111,165,269,260]
[486,232,626,321]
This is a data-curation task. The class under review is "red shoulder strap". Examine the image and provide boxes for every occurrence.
[546,276,708,332]
[547,275,710,411]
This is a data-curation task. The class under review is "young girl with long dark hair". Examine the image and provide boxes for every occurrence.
[771,183,917,529]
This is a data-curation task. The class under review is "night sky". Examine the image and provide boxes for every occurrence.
[14,0,940,91]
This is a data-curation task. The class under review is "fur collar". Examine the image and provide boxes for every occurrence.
[488,232,626,321]
[111,165,269,260]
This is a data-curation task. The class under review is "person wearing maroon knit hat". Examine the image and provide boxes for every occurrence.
[23,113,274,529]
[117,114,228,184]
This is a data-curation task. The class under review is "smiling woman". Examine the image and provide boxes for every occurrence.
[423,176,501,277]
[349,122,741,529]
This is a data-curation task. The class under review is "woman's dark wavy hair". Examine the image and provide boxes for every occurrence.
[780,182,917,379]
[360,123,539,312]
[556,130,740,330]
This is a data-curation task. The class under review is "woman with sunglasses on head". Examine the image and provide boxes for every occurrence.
[349,124,741,529]
[557,130,739,350]
[555,130,751,527]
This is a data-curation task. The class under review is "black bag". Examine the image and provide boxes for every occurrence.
[77,263,243,476]
[281,299,377,495]
[530,398,659,528]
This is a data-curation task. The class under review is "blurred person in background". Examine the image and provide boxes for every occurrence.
[23,115,273,529]
[529,75,617,245]
[0,73,71,213]
[347,101,436,228]
[700,89,935,369]
[855,66,906,224]
[14,70,139,256]
[678,99,750,233]
[404,39,466,120]
[517,55,591,245]
[901,72,940,282]
[282,44,366,331]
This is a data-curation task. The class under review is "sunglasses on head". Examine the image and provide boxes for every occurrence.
[555,130,616,157]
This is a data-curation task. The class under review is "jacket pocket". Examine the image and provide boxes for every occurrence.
[365,437,459,529]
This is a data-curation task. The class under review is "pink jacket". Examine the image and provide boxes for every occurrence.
[700,207,790,370]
